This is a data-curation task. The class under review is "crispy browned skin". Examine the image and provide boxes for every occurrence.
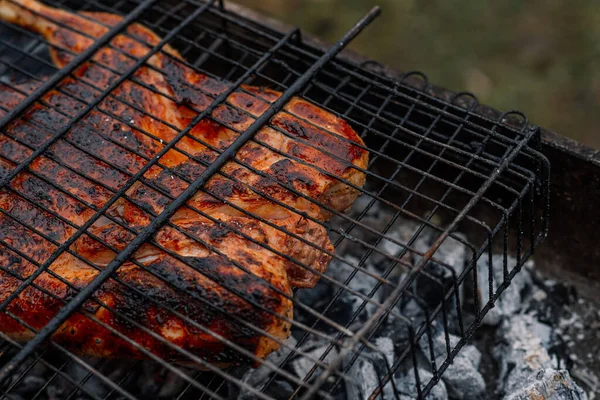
[0,0,368,366]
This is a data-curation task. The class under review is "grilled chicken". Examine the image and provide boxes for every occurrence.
[0,0,368,366]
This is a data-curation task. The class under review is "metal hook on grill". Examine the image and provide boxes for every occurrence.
[450,91,479,112]
[399,71,429,90]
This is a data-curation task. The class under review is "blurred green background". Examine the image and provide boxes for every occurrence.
[235,0,600,149]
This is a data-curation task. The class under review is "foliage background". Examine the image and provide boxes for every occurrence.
[235,0,600,148]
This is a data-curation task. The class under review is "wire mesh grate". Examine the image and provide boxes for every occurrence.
[0,0,550,399]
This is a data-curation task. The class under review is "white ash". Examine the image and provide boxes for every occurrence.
[531,319,553,349]
[238,336,298,399]
[374,218,420,266]
[442,356,487,400]
[505,368,587,400]
[413,232,468,327]
[376,297,426,348]
[332,195,419,269]
[494,314,587,399]
[495,314,553,392]
[374,336,395,366]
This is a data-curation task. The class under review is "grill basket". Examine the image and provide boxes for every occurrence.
[0,0,550,399]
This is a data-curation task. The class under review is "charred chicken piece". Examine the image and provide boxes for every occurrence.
[0,0,368,366]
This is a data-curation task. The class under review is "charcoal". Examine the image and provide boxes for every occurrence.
[376,318,412,351]
[505,368,587,400]
[411,234,467,331]
[336,195,420,269]
[291,343,339,380]
[263,379,294,399]
[332,216,388,262]
[374,337,395,363]
[344,268,383,323]
[418,332,485,399]
[344,356,394,399]
[441,356,486,399]
[137,363,170,398]
[47,358,112,399]
[477,256,533,325]
[396,368,449,400]
[324,255,360,284]
[12,375,46,397]
[239,336,298,393]
[344,337,395,400]
[418,331,482,369]
[531,320,553,349]
[349,194,381,218]
[374,219,420,267]
[376,298,424,350]
[495,314,553,392]
[295,279,331,312]
[460,344,482,370]
[46,385,67,400]
[415,233,468,277]
[495,313,587,400]
[156,370,189,398]
[403,297,426,321]
[322,255,384,327]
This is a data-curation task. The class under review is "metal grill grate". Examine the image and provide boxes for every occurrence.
[0,0,550,399]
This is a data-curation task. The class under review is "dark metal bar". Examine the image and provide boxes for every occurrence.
[287,100,453,398]
[0,0,227,382]
[298,124,540,400]
[0,1,553,398]
[339,99,508,397]
[0,3,380,388]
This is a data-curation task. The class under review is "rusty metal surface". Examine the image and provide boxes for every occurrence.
[226,1,600,301]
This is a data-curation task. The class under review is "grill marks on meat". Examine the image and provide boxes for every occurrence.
[0,0,368,366]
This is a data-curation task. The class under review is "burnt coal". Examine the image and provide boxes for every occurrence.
[344,337,395,400]
[262,380,295,399]
[325,256,384,329]
[395,368,449,400]
[419,333,485,399]
[495,314,573,396]
[505,369,587,400]
[476,255,533,326]
[291,342,339,381]
[237,337,298,400]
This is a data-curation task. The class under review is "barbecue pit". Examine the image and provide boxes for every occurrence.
[0,0,583,399]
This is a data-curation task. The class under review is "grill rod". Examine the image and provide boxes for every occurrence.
[0,0,220,382]
[298,124,540,400]
[0,3,381,386]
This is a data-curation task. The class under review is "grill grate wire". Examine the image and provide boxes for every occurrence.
[0,0,550,399]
